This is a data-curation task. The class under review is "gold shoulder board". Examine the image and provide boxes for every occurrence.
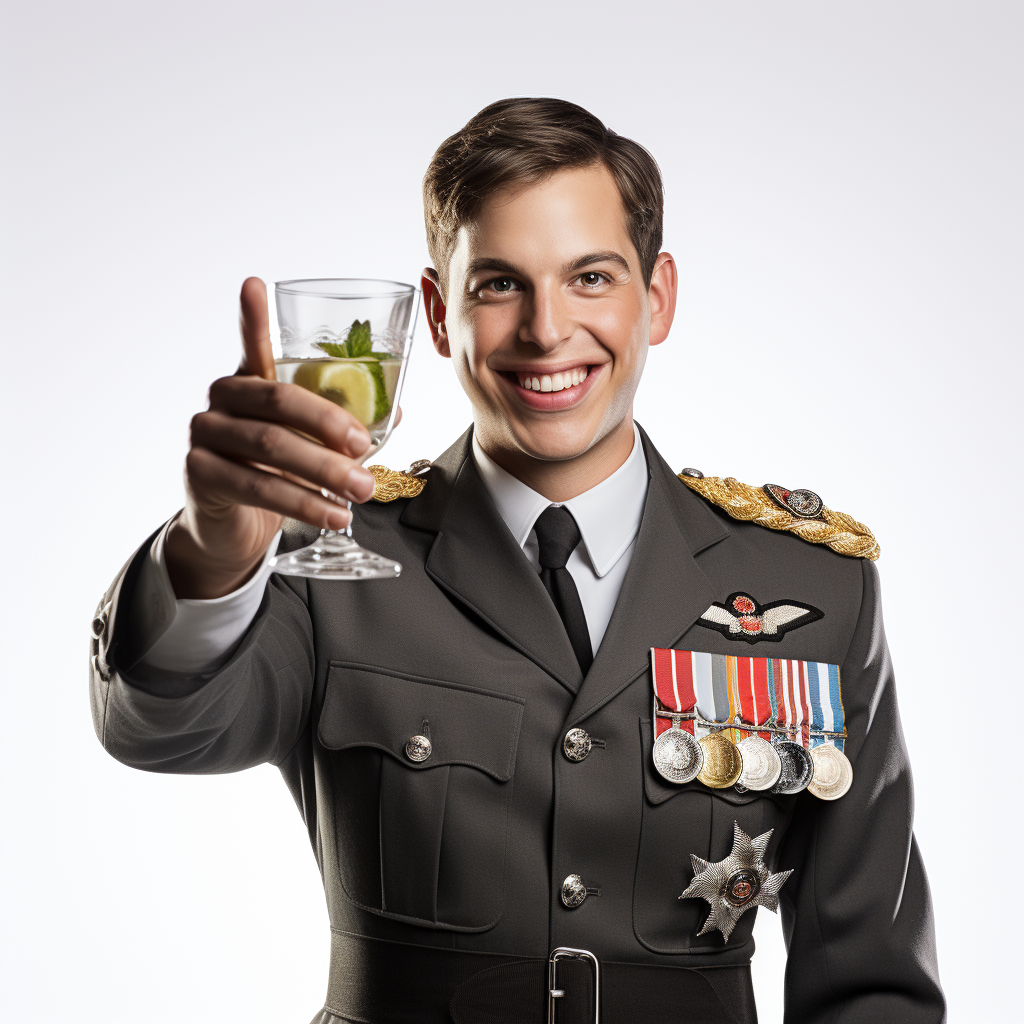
[677,471,879,560]
[368,461,430,502]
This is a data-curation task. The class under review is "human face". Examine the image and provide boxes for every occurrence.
[423,163,676,467]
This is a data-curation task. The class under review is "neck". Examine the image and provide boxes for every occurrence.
[478,416,637,502]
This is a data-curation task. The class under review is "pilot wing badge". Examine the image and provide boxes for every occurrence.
[699,592,823,644]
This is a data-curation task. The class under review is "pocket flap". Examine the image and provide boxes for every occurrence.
[319,663,525,782]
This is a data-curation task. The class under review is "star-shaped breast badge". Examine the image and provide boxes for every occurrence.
[679,821,793,941]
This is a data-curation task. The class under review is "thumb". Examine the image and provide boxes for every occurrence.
[237,277,276,380]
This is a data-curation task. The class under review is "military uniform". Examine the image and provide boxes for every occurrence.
[89,425,945,1023]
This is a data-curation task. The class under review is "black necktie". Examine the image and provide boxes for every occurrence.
[533,506,594,674]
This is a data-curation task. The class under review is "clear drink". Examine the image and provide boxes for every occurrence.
[269,281,418,580]
[276,354,401,445]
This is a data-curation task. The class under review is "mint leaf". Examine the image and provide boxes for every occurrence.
[314,341,348,357]
[344,319,373,358]
[312,320,374,359]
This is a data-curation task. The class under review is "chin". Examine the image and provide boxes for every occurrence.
[503,413,613,463]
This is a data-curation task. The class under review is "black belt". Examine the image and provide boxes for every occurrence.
[323,930,756,1024]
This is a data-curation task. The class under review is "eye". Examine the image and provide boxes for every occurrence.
[484,277,519,294]
[577,271,607,289]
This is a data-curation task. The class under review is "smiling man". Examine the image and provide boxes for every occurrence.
[89,99,945,1024]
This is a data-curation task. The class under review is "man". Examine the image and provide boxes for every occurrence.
[90,98,944,1023]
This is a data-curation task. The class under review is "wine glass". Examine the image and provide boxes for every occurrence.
[267,278,418,579]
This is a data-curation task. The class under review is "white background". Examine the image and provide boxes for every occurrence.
[2,1,1020,1021]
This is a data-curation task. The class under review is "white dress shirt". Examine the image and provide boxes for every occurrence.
[133,423,649,673]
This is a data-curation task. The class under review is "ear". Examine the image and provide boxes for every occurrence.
[421,268,451,358]
[647,252,678,347]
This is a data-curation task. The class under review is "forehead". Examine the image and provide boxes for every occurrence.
[451,163,634,276]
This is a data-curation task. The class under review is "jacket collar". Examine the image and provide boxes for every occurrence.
[401,424,730,706]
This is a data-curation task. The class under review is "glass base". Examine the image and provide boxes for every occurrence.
[268,531,402,580]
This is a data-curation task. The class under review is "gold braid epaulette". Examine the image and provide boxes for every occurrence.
[368,463,428,502]
[678,474,880,560]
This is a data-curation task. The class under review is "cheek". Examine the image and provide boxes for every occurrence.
[590,295,648,366]
[458,303,518,370]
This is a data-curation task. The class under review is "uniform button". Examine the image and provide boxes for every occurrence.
[562,728,592,762]
[561,874,588,909]
[91,603,111,639]
[405,735,432,762]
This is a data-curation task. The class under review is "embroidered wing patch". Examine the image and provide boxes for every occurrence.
[699,592,823,644]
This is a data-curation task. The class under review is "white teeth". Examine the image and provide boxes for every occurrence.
[516,367,589,391]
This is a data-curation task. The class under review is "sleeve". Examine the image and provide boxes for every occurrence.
[89,518,315,775]
[777,559,945,1023]
[131,513,284,674]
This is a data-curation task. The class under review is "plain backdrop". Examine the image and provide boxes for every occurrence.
[2,1,1020,1021]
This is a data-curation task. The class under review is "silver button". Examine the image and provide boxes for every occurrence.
[405,735,432,762]
[91,602,111,640]
[561,874,588,909]
[563,728,592,762]
[681,467,704,479]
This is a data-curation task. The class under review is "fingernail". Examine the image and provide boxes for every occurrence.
[327,508,350,530]
[348,467,376,501]
[346,426,372,455]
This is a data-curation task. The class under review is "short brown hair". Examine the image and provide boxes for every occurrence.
[423,97,664,295]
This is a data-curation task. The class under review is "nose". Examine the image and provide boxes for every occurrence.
[518,280,573,351]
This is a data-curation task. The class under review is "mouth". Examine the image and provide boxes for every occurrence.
[495,363,601,410]
[513,365,590,393]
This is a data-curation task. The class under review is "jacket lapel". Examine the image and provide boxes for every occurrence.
[402,429,583,694]
[565,426,730,726]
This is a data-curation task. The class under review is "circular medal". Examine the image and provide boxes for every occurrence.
[771,740,814,794]
[697,732,743,789]
[807,744,854,800]
[736,734,783,791]
[653,727,703,783]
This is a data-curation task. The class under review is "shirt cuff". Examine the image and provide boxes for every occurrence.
[132,517,283,675]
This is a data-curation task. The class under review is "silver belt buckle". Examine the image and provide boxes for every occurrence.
[547,946,599,1024]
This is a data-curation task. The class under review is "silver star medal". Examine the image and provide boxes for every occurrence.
[679,822,793,941]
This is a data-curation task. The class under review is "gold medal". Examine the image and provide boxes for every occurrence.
[807,744,853,800]
[697,732,743,789]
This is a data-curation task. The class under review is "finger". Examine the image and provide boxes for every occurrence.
[186,447,352,530]
[191,410,377,503]
[237,277,276,380]
[393,404,403,428]
[206,376,372,457]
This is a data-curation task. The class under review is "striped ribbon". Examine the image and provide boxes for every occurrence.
[651,650,845,752]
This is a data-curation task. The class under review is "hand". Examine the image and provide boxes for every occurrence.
[164,277,379,599]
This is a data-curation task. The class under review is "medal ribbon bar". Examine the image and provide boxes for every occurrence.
[650,648,699,736]
[652,650,847,748]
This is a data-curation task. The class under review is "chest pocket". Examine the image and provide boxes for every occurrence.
[633,719,797,955]
[318,663,524,932]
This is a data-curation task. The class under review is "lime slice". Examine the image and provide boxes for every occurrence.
[292,359,390,427]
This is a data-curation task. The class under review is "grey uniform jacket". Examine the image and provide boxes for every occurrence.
[89,426,945,1024]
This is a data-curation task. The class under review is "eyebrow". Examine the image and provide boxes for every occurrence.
[465,251,631,281]
[561,251,631,275]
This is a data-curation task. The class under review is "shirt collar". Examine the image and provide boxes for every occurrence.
[471,422,649,578]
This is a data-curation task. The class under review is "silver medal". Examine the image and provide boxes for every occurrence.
[653,727,704,783]
[807,744,854,800]
[770,739,814,794]
[736,734,783,791]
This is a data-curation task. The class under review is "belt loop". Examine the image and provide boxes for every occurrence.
[548,947,600,1024]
